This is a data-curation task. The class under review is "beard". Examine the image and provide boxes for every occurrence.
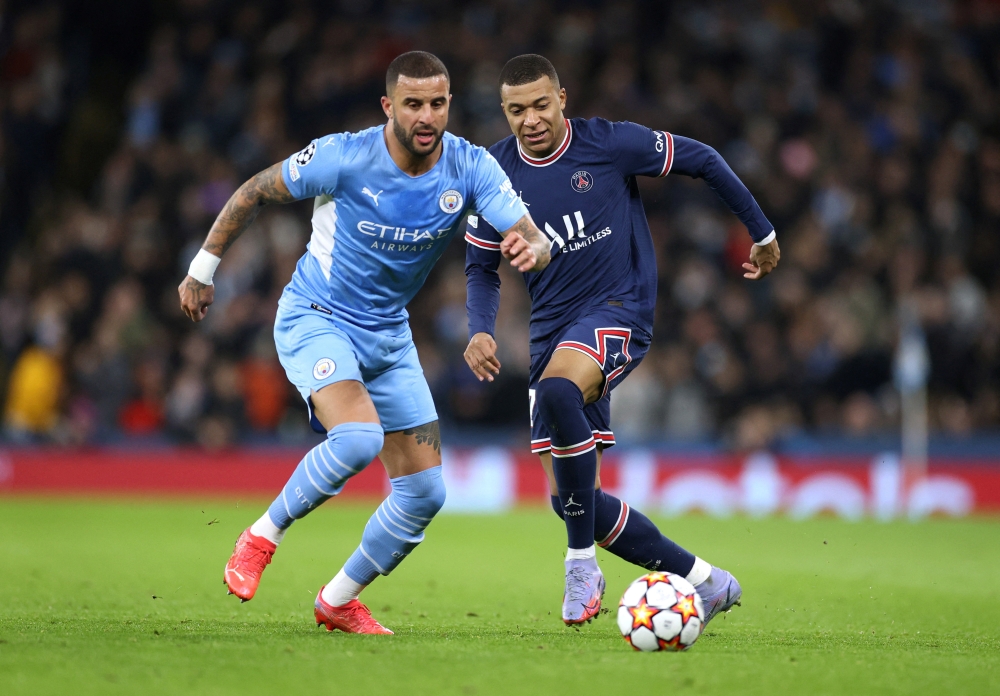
[393,118,443,157]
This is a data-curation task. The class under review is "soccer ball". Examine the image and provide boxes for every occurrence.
[617,572,705,652]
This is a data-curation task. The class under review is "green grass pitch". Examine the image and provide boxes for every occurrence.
[1,497,998,695]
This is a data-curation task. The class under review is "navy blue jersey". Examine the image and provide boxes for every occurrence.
[465,118,773,352]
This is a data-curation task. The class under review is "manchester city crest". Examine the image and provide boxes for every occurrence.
[439,189,463,213]
[312,358,336,380]
[571,171,593,193]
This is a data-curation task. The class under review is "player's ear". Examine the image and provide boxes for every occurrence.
[558,88,567,111]
[380,95,393,120]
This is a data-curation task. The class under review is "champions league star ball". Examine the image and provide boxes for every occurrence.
[617,572,705,652]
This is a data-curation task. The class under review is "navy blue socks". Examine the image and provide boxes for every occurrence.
[535,377,598,551]
[594,490,696,575]
[550,490,697,575]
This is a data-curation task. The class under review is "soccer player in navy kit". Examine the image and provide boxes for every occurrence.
[464,55,780,625]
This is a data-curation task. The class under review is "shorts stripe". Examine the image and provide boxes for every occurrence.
[594,430,615,443]
[531,437,552,454]
[555,342,604,368]
[556,328,633,399]
[531,429,615,454]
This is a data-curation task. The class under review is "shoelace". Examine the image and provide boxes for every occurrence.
[335,602,380,628]
[240,543,273,576]
[566,567,593,602]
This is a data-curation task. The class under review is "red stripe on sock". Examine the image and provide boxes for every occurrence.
[598,501,630,548]
[550,437,596,456]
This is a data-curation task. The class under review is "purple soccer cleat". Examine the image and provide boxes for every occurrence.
[695,566,742,624]
[562,557,606,625]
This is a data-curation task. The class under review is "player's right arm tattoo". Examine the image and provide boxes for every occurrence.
[513,216,552,270]
[202,163,294,257]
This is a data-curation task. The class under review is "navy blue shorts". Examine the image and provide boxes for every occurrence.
[528,302,651,455]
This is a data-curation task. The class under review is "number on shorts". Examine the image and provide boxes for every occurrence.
[528,388,536,428]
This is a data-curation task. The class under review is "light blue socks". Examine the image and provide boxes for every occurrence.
[266,422,384,528]
[343,466,447,584]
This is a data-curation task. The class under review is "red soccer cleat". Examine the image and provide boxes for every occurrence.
[223,528,276,602]
[314,587,394,635]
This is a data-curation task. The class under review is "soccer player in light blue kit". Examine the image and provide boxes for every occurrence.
[178,52,550,634]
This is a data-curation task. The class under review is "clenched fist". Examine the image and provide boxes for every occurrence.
[178,276,214,322]
[743,238,780,280]
[501,232,540,272]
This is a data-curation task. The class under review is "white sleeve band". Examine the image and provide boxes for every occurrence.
[754,230,776,247]
[187,249,222,285]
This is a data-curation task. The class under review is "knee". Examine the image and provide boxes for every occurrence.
[392,466,446,518]
[535,377,584,423]
[329,422,384,465]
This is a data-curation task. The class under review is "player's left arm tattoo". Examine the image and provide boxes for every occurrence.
[402,421,441,454]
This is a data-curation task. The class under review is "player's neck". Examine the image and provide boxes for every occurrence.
[384,124,443,177]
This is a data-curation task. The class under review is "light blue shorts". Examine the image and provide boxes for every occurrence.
[273,291,438,434]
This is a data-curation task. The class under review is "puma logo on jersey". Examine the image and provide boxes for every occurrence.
[363,187,383,206]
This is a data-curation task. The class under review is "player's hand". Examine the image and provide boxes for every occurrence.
[743,238,780,280]
[500,231,539,272]
[465,332,501,382]
[178,275,214,322]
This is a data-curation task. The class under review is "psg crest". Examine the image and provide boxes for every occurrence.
[571,170,593,193]
[439,189,463,213]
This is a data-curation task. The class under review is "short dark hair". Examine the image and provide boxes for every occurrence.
[386,51,449,93]
[498,54,560,91]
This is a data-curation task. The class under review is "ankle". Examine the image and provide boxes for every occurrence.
[566,545,597,561]
[686,557,712,587]
[249,513,287,546]
[321,568,367,607]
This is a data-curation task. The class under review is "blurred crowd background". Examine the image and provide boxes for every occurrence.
[3,0,1000,449]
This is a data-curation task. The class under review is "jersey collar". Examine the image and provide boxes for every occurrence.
[517,119,572,167]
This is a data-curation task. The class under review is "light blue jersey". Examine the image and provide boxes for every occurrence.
[273,125,527,433]
[280,126,528,328]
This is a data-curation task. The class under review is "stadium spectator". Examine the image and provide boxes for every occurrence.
[3,0,1000,446]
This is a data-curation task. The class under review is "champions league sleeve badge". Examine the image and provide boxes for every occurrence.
[439,189,463,213]
[295,140,317,166]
